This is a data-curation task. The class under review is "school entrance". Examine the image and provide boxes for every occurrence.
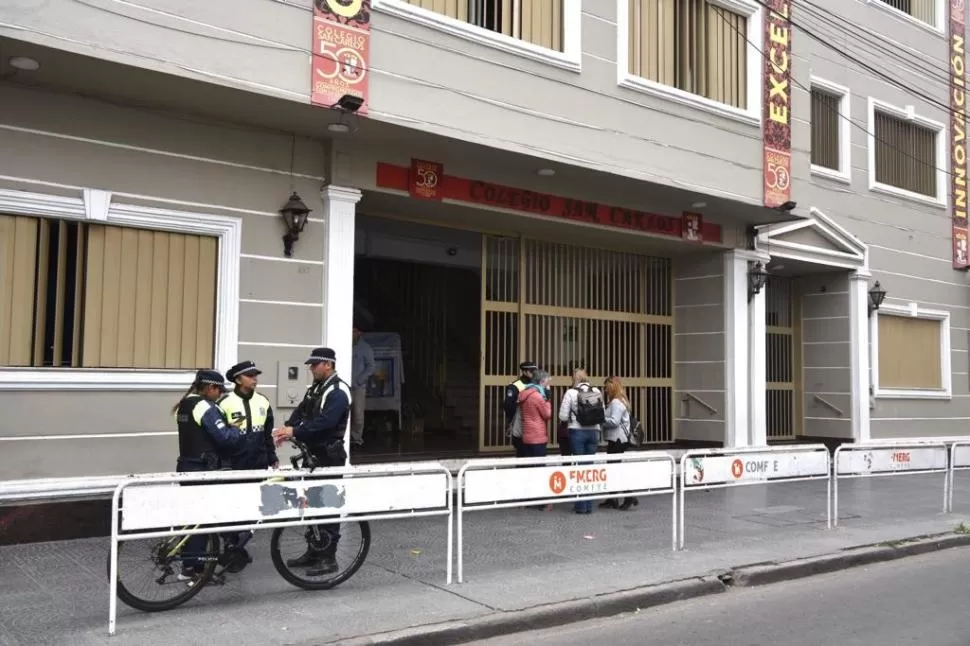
[479,235,674,452]
[353,215,675,457]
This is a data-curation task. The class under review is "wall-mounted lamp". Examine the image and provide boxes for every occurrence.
[280,191,311,257]
[776,200,797,212]
[748,262,768,301]
[868,281,886,316]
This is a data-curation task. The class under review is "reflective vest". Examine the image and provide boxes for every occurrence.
[218,389,271,436]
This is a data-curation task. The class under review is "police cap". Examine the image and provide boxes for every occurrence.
[195,369,228,391]
[305,347,337,365]
[226,360,261,382]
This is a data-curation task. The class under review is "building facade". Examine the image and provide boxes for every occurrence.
[0,0,966,481]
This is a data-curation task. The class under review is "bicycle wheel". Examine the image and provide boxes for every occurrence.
[109,531,220,612]
[270,521,370,591]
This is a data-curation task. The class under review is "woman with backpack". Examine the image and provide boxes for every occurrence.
[600,376,639,511]
[518,370,555,511]
[558,369,605,515]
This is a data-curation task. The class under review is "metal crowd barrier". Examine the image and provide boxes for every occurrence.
[108,462,453,635]
[947,440,970,512]
[455,452,676,583]
[833,441,948,526]
[678,444,831,550]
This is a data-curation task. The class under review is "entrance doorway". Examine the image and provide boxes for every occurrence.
[480,235,674,452]
[765,276,801,440]
[353,216,482,457]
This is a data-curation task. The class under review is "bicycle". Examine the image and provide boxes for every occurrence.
[108,439,372,613]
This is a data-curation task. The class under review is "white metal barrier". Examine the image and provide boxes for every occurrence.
[678,444,831,550]
[455,452,676,583]
[833,441,948,526]
[108,462,454,635]
[947,441,970,512]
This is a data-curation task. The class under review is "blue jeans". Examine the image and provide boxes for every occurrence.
[570,428,599,513]
[521,443,547,458]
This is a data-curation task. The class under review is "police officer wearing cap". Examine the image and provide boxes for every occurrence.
[172,369,245,578]
[272,347,352,576]
[218,360,278,471]
[504,361,537,457]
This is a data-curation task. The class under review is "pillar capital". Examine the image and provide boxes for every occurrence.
[321,184,362,205]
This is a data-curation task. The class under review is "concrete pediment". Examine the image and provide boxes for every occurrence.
[756,207,867,270]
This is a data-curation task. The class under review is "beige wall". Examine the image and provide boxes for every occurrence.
[797,272,853,440]
[673,252,726,443]
[0,84,328,479]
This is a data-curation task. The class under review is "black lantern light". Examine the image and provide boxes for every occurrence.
[748,261,768,300]
[280,191,311,257]
[868,281,886,315]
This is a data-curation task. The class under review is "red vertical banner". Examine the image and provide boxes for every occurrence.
[311,0,371,115]
[950,0,968,269]
[682,211,703,243]
[763,0,793,208]
[409,159,445,200]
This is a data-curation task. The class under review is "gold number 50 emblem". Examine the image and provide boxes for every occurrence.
[324,0,364,18]
[415,167,438,189]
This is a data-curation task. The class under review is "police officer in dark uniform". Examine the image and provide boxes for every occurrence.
[503,361,537,457]
[272,347,351,577]
[172,369,244,579]
[219,360,278,471]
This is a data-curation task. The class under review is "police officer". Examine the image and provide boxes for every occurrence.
[172,369,244,579]
[272,347,351,577]
[504,361,537,457]
[219,360,278,471]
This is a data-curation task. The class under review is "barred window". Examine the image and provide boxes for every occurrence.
[810,88,842,171]
[627,0,748,109]
[403,0,564,51]
[0,214,217,369]
[875,0,937,28]
[873,110,938,198]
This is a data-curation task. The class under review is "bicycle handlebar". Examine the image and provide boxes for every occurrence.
[286,438,320,472]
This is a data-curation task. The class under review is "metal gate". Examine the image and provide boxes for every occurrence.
[479,235,674,451]
[765,276,801,439]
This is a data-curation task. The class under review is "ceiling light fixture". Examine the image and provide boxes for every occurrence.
[691,201,707,209]
[327,122,351,134]
[536,168,556,177]
[8,56,39,71]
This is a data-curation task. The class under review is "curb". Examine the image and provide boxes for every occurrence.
[327,531,970,646]
[729,531,970,587]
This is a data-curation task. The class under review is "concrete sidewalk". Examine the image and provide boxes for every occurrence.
[1,471,967,646]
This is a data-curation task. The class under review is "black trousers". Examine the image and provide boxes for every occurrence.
[605,440,637,507]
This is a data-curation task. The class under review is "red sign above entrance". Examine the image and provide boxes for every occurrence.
[376,163,723,243]
[409,159,444,201]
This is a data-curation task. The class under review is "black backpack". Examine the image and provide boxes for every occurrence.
[574,384,605,426]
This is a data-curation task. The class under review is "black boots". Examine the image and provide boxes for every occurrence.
[286,543,339,576]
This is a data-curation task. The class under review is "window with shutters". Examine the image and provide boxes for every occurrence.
[867,97,945,205]
[809,80,851,182]
[619,0,760,122]
[373,0,580,69]
[871,304,951,399]
[0,214,217,370]
[871,0,940,30]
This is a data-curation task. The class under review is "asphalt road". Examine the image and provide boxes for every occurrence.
[478,547,970,646]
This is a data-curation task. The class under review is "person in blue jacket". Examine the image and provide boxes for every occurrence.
[172,369,244,580]
[272,347,351,577]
